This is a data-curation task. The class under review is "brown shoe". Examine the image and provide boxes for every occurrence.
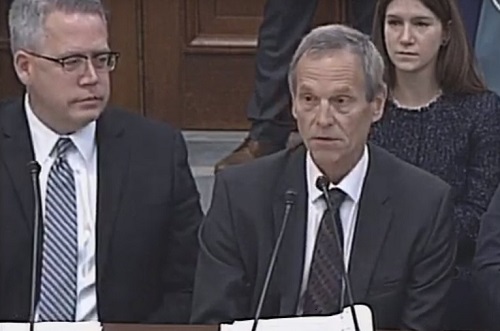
[214,137,283,173]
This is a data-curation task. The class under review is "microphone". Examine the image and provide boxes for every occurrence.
[251,190,297,331]
[316,175,360,331]
[27,161,42,331]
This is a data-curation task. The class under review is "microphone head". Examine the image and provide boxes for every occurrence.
[27,161,41,175]
[315,175,330,192]
[284,190,297,205]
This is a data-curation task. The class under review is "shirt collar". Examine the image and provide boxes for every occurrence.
[306,145,369,204]
[24,93,96,164]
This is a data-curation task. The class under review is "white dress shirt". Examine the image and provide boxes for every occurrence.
[297,146,369,313]
[25,95,99,321]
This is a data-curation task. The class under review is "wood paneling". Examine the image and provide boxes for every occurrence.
[142,0,183,125]
[183,54,257,129]
[101,0,143,114]
[216,1,264,17]
[0,0,22,99]
[0,39,21,99]
[186,0,265,49]
[174,0,345,129]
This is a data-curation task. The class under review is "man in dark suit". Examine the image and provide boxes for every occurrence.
[474,184,500,330]
[214,0,378,172]
[0,0,202,323]
[192,24,456,330]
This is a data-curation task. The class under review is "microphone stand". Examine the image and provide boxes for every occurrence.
[28,161,42,331]
[251,190,297,331]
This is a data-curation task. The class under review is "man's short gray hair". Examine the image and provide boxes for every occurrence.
[288,24,385,102]
[8,0,107,54]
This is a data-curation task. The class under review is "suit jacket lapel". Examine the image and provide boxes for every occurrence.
[96,108,129,281]
[272,145,308,316]
[349,144,393,301]
[0,99,36,230]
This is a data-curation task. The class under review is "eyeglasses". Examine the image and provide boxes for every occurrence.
[24,50,120,73]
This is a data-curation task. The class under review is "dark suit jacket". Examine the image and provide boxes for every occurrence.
[191,144,456,331]
[474,183,500,331]
[0,98,203,323]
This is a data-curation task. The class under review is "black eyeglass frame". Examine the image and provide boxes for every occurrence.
[23,50,120,72]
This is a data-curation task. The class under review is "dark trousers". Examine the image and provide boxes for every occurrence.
[446,272,482,331]
[247,0,377,146]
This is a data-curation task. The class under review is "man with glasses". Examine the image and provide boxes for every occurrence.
[0,0,202,324]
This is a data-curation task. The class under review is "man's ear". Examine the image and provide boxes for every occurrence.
[371,84,387,123]
[291,98,298,120]
[13,51,32,85]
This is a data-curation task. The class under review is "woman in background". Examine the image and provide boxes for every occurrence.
[369,0,500,330]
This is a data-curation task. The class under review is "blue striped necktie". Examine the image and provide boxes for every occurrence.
[39,137,78,321]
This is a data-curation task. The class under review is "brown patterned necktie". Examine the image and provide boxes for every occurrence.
[302,188,346,316]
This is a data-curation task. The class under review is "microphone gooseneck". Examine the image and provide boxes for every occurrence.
[251,190,297,331]
[27,161,42,331]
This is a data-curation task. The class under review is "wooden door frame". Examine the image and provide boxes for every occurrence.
[140,0,348,129]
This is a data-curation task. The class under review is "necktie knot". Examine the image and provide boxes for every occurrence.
[323,188,346,208]
[53,137,74,159]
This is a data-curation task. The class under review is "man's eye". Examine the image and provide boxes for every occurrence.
[63,57,83,66]
[335,96,350,104]
[95,55,110,65]
[301,94,316,102]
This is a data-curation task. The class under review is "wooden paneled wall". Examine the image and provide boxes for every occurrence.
[0,0,22,98]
